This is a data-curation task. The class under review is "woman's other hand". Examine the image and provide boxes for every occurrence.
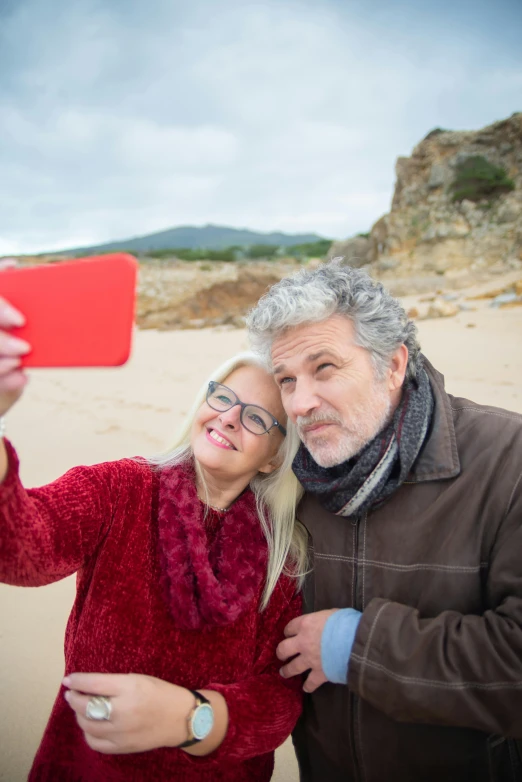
[62,672,228,756]
[63,672,193,754]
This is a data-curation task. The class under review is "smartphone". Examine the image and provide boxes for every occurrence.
[0,253,138,368]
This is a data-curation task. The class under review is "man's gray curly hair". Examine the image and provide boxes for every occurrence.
[246,259,422,382]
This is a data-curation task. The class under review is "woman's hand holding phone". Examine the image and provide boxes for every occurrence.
[0,290,31,483]
[0,254,137,369]
[0,253,137,479]
[0,295,30,416]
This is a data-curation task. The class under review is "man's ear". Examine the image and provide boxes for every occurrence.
[388,344,409,392]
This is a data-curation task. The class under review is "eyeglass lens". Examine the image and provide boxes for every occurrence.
[207,383,275,435]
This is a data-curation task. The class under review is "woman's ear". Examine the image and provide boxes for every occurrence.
[257,452,283,475]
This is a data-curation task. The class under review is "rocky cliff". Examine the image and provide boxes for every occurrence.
[331,112,522,277]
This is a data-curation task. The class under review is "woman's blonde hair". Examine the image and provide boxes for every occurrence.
[149,352,307,609]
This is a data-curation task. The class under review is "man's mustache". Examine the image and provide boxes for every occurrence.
[296,411,344,436]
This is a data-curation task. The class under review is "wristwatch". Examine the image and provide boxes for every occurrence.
[177,690,214,748]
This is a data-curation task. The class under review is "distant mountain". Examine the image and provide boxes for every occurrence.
[65,224,325,254]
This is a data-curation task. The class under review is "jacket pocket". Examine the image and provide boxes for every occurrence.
[487,735,522,782]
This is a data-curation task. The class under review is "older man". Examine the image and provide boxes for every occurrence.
[247,261,522,782]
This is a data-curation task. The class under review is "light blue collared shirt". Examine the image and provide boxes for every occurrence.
[321,608,362,684]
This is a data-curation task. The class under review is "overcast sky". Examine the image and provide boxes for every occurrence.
[1,0,521,254]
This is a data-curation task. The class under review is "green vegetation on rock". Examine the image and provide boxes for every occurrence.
[451,156,515,203]
[423,128,449,140]
[247,243,280,259]
[285,239,332,258]
[137,238,332,263]
[148,247,237,262]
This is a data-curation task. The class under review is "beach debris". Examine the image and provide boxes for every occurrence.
[497,298,522,309]
[467,286,509,300]
[467,279,522,301]
[490,292,520,308]
[423,298,459,319]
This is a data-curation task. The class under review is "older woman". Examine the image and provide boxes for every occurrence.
[0,295,306,782]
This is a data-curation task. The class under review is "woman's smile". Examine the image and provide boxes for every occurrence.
[206,427,236,450]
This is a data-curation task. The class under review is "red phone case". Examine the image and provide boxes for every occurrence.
[0,253,138,367]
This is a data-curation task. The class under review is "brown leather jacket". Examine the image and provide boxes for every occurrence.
[293,359,522,782]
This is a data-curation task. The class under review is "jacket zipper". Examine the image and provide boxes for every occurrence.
[350,513,363,782]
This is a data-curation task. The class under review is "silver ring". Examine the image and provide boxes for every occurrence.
[85,695,112,721]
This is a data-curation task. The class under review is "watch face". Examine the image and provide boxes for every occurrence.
[192,703,214,740]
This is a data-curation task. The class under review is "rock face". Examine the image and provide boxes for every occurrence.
[136,261,297,330]
[367,113,522,275]
[328,235,372,266]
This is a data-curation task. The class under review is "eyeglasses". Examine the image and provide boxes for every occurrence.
[206,381,287,437]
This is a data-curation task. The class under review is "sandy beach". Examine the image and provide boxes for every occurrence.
[1,281,521,782]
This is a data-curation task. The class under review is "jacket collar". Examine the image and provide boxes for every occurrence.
[407,356,461,483]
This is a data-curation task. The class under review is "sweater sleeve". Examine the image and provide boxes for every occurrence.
[188,577,303,765]
[0,439,122,586]
[348,470,522,738]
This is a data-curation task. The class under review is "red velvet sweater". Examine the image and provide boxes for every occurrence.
[0,442,302,781]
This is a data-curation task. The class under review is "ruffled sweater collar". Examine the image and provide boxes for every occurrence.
[158,461,267,630]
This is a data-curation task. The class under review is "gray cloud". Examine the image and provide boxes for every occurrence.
[1,0,521,253]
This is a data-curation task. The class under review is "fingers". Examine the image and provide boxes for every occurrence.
[65,691,115,733]
[0,332,30,360]
[77,714,116,741]
[0,300,30,413]
[302,671,328,694]
[278,657,327,691]
[64,689,114,727]
[63,672,125,696]
[64,689,122,754]
[0,331,30,404]
[0,357,22,374]
[279,654,311,679]
[0,358,27,391]
[0,259,18,271]
[283,616,302,637]
[0,297,25,329]
[0,299,30,396]
[276,636,299,662]
[0,366,28,415]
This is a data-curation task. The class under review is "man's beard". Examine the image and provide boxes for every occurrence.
[296,382,393,468]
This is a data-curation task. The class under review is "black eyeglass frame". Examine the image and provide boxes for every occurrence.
[206,381,287,437]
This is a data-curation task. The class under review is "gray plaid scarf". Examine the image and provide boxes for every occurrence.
[292,367,433,517]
